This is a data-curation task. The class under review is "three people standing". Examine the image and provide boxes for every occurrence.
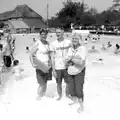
[30,28,87,112]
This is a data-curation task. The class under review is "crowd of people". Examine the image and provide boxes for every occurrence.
[0,30,24,84]
[85,34,120,55]
[0,27,120,114]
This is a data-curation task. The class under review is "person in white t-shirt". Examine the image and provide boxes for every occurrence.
[65,33,87,113]
[50,28,71,100]
[30,29,52,100]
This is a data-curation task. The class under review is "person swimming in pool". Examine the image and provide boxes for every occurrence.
[92,58,104,64]
[101,44,107,50]
[84,38,88,44]
[0,44,3,51]
[33,38,37,43]
[107,41,112,48]
[88,45,99,53]
[114,44,120,54]
[26,46,30,53]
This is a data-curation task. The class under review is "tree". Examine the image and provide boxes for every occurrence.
[80,12,96,25]
[56,1,88,29]
[0,22,5,28]
[88,7,98,16]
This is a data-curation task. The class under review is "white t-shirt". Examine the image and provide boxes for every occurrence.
[35,40,49,67]
[66,45,87,63]
[50,39,71,70]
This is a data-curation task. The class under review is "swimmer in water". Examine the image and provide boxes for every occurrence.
[107,41,112,48]
[0,44,3,51]
[12,59,24,81]
[26,46,30,53]
[84,38,88,44]
[0,30,12,72]
[33,38,36,42]
[98,34,100,40]
[114,44,120,54]
[88,45,99,53]
[92,58,104,64]
[101,44,107,50]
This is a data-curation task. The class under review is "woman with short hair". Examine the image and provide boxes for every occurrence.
[65,33,87,113]
[30,29,52,100]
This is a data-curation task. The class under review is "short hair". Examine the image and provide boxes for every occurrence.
[56,27,64,32]
[0,32,4,36]
[116,44,120,49]
[0,44,3,50]
[26,46,29,50]
[72,32,82,41]
[39,29,48,35]
[13,60,19,66]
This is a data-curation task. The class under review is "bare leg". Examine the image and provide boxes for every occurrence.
[36,83,47,100]
[65,83,70,98]
[69,97,78,106]
[77,98,84,113]
[56,83,62,101]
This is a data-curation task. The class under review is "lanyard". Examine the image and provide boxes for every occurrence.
[58,40,64,58]
[41,41,51,59]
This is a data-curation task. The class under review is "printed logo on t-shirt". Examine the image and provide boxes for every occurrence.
[56,46,70,50]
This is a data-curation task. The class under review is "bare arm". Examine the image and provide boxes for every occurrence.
[1,42,7,58]
[51,51,55,71]
[29,43,38,67]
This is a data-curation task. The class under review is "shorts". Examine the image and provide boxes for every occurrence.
[3,55,12,67]
[36,68,52,85]
[55,69,68,84]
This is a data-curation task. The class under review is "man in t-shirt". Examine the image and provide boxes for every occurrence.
[50,28,71,100]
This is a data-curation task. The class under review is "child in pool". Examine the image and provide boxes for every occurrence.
[107,41,112,48]
[101,44,107,50]
[26,46,30,53]
[84,38,88,44]
[92,58,104,64]
[88,45,99,53]
[12,60,24,81]
[0,44,2,51]
[114,44,120,54]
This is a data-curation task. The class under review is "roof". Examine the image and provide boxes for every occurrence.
[8,20,29,29]
[0,4,43,20]
[23,19,46,28]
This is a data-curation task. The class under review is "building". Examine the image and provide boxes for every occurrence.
[0,4,47,33]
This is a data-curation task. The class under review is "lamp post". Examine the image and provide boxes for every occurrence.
[47,4,49,29]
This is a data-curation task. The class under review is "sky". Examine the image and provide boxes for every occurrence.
[0,0,113,19]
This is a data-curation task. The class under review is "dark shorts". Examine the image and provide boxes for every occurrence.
[55,69,68,84]
[67,68,86,100]
[36,68,52,85]
[3,55,12,67]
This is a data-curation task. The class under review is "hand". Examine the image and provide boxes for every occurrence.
[52,70,57,78]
